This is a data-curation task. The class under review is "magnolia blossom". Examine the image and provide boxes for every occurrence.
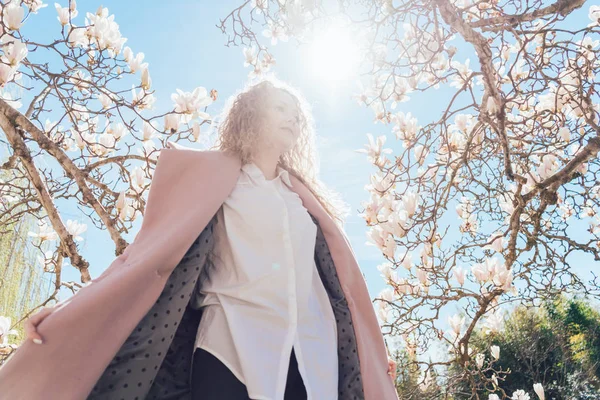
[415,266,429,285]
[243,46,257,67]
[475,353,485,369]
[85,6,126,56]
[142,121,159,141]
[377,262,394,281]
[533,383,545,400]
[55,2,78,26]
[367,170,394,193]
[171,87,212,123]
[164,113,180,133]
[130,166,147,193]
[23,0,48,13]
[491,345,500,360]
[489,395,500,400]
[0,63,16,86]
[97,92,113,109]
[2,38,28,67]
[484,232,505,253]
[191,121,201,142]
[128,52,148,73]
[413,144,429,165]
[537,153,559,180]
[483,310,504,334]
[380,209,410,239]
[131,87,156,110]
[356,133,393,168]
[448,314,465,335]
[399,251,413,271]
[359,192,385,225]
[27,219,58,241]
[401,190,419,217]
[262,21,288,45]
[449,58,472,88]
[0,316,18,347]
[453,266,466,286]
[379,287,396,303]
[589,5,600,27]
[512,389,530,400]
[392,111,420,145]
[141,67,152,90]
[3,2,24,30]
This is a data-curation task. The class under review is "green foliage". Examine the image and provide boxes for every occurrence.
[465,296,600,399]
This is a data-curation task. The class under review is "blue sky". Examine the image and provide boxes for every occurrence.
[12,1,600,334]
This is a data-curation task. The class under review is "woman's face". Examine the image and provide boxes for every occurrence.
[258,88,301,153]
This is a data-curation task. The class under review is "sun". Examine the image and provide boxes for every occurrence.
[305,24,362,82]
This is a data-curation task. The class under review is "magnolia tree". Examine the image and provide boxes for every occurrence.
[222,0,600,398]
[0,1,216,353]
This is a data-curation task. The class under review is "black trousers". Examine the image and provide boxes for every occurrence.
[191,346,308,400]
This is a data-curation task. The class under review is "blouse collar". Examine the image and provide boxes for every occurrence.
[241,162,293,188]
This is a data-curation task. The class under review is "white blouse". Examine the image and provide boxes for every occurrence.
[193,162,338,400]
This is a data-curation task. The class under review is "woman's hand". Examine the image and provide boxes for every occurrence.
[387,357,397,381]
[24,306,54,345]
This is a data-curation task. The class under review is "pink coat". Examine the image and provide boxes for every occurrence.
[0,144,398,400]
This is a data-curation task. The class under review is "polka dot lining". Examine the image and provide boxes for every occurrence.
[310,214,365,399]
[88,210,365,399]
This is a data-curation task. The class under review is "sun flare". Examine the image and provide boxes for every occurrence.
[306,25,361,82]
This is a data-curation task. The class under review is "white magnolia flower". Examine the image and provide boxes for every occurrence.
[448,314,465,335]
[533,383,545,400]
[123,46,133,63]
[475,353,485,369]
[128,52,148,73]
[97,92,113,109]
[0,316,19,347]
[142,121,159,141]
[141,67,152,90]
[413,144,429,165]
[131,87,156,110]
[243,46,257,67]
[377,262,393,280]
[356,133,393,168]
[483,310,504,334]
[402,190,419,217]
[262,21,288,45]
[3,2,25,30]
[164,113,180,133]
[0,63,17,86]
[27,219,58,241]
[2,38,28,67]
[191,121,201,142]
[55,2,77,26]
[484,232,505,253]
[491,345,500,360]
[453,266,466,286]
[588,5,600,27]
[24,0,48,13]
[511,389,530,400]
[130,166,147,193]
[489,395,500,400]
[171,87,212,123]
[66,219,88,241]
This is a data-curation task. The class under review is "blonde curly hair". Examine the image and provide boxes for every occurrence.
[211,76,349,227]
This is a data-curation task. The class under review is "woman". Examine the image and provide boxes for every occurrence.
[6,78,398,400]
